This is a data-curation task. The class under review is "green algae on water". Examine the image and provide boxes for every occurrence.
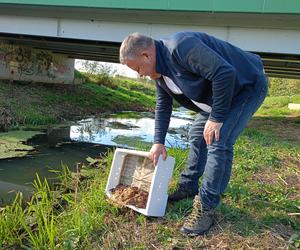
[0,130,44,159]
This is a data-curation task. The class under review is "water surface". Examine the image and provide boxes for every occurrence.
[0,108,193,204]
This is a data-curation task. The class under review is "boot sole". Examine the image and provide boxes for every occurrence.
[180,220,215,236]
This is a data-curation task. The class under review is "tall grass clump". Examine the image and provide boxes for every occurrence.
[0,193,26,247]
[0,150,121,249]
[0,175,59,249]
[21,175,58,249]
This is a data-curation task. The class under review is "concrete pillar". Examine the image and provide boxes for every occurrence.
[0,41,74,84]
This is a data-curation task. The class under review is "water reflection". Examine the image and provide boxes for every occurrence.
[0,108,194,204]
[70,108,193,148]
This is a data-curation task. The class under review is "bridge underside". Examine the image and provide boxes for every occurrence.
[0,3,300,79]
[1,33,299,79]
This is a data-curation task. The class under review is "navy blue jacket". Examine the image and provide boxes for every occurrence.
[154,31,266,144]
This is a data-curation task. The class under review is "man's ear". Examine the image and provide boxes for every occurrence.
[141,50,151,60]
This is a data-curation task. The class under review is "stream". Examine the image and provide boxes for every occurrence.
[0,108,194,205]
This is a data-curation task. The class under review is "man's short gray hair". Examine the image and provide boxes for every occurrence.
[119,33,153,64]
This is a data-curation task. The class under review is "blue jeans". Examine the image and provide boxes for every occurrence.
[179,78,268,210]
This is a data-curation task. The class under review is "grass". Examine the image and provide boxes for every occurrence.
[0,77,156,129]
[0,120,299,249]
[256,95,300,117]
[0,82,299,248]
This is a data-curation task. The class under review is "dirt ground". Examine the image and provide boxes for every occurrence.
[248,116,300,142]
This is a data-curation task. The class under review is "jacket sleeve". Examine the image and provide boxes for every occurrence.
[175,37,236,122]
[154,81,173,144]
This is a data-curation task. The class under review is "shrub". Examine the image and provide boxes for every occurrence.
[79,61,117,88]
[268,77,300,96]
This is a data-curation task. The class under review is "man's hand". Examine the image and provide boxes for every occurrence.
[149,143,167,166]
[204,120,223,145]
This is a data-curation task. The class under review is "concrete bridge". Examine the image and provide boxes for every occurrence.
[0,0,300,79]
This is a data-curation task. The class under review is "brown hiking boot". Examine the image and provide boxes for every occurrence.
[180,195,215,236]
[168,185,198,202]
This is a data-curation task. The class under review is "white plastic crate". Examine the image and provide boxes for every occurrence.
[105,148,175,217]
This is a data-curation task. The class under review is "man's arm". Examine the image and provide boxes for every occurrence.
[150,81,173,165]
[154,81,173,144]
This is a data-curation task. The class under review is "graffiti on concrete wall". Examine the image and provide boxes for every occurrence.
[0,42,74,84]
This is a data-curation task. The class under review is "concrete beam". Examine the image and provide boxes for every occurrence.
[0,15,300,56]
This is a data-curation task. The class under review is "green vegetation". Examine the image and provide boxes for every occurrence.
[0,75,299,248]
[256,95,300,117]
[0,130,43,159]
[1,123,299,248]
[109,111,153,119]
[0,76,155,129]
[268,77,300,97]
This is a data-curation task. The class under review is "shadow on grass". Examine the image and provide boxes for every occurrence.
[217,202,297,237]
[248,116,300,143]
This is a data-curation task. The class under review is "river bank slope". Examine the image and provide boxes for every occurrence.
[0,76,156,131]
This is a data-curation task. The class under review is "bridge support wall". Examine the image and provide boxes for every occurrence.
[0,41,74,83]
